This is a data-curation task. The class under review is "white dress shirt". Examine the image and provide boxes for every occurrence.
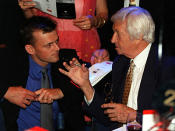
[127,44,151,110]
[85,44,152,108]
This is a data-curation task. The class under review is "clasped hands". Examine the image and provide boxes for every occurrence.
[4,86,63,109]
[26,88,64,105]
[26,88,64,106]
[34,88,64,104]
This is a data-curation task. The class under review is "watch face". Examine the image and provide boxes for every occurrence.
[56,1,76,19]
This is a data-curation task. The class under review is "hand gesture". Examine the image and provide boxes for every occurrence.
[59,58,94,101]
[59,58,90,88]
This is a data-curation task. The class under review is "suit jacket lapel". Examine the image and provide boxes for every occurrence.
[112,55,130,102]
[137,44,158,111]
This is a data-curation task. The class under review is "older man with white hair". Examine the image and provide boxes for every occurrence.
[59,6,159,130]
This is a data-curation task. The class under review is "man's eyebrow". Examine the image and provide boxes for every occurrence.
[47,38,59,45]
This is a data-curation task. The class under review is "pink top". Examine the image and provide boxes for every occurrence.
[37,0,101,62]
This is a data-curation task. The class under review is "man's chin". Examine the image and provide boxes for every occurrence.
[50,58,59,63]
[115,48,121,54]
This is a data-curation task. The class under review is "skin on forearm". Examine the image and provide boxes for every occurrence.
[94,0,108,28]
[87,13,107,29]
[80,81,94,101]
[4,86,36,108]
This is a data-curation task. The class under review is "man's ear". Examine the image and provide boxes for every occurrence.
[25,45,35,55]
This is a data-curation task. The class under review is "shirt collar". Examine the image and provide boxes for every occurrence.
[133,43,152,69]
[29,55,51,75]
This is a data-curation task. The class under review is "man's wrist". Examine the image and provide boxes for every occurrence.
[81,82,94,101]
[84,88,95,105]
[136,111,142,124]
[56,88,64,99]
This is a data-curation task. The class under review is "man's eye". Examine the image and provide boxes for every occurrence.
[46,43,52,47]
[55,40,59,44]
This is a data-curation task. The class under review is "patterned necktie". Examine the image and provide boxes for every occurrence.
[122,60,135,105]
[41,68,54,131]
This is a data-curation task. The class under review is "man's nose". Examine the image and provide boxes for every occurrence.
[54,43,60,50]
[111,33,116,44]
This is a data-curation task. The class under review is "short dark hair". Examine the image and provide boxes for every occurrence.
[20,16,57,46]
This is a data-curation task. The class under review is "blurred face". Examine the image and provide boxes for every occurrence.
[111,20,136,58]
[90,49,110,65]
[26,30,60,67]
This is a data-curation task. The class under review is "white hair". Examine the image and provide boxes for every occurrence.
[111,7,155,43]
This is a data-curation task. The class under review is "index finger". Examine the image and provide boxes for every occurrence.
[63,62,72,71]
[101,103,116,109]
[59,68,69,76]
[25,94,35,102]
[35,89,43,96]
[71,58,81,66]
[73,17,86,23]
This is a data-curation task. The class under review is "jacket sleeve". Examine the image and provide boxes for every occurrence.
[83,92,118,129]
[0,82,9,100]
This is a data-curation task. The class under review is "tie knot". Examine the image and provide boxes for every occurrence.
[41,68,48,79]
[130,60,135,69]
[41,68,48,73]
